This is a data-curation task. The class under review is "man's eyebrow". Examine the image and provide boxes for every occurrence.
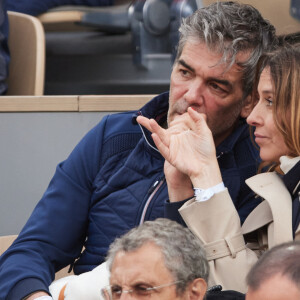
[178,59,195,73]
[178,59,233,89]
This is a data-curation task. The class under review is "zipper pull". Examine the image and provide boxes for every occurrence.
[148,179,160,194]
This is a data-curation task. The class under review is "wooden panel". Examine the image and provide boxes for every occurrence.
[0,96,78,112]
[0,235,17,255]
[79,95,156,111]
[0,95,155,112]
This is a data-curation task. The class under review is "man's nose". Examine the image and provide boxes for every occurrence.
[184,79,204,105]
[119,292,133,299]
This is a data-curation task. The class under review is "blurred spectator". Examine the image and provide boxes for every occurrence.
[0,0,9,95]
[103,218,209,300]
[7,0,115,17]
[50,218,244,300]
[246,241,300,300]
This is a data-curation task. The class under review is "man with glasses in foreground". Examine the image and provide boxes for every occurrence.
[50,218,243,299]
[102,218,209,300]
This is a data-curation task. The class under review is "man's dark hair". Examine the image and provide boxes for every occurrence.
[176,1,278,100]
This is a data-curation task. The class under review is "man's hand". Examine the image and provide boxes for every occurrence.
[137,108,216,177]
[164,160,194,202]
[137,113,194,202]
[137,108,222,189]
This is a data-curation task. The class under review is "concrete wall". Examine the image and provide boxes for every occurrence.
[0,112,105,235]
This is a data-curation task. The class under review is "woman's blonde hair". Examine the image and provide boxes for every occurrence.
[256,44,300,158]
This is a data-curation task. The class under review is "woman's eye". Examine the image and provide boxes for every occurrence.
[265,98,273,106]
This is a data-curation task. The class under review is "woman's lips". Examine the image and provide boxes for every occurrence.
[254,132,267,144]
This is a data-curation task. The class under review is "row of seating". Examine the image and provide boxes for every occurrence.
[6,0,300,97]
[7,11,45,96]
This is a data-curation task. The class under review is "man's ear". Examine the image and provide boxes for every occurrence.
[240,94,256,118]
[187,278,207,300]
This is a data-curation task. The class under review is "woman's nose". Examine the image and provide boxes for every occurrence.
[247,101,263,127]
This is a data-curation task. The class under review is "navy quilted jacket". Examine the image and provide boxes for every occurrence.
[0,92,260,299]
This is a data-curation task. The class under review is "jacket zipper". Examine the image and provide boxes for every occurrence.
[137,110,165,224]
[139,151,226,225]
[139,178,165,225]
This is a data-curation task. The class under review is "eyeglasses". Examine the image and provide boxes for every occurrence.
[101,280,182,299]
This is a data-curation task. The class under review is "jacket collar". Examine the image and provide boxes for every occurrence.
[132,92,169,159]
[280,157,300,197]
[133,91,169,122]
[216,118,251,156]
[244,172,293,244]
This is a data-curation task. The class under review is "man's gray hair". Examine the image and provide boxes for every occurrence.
[106,218,209,295]
[176,1,277,99]
[247,241,300,290]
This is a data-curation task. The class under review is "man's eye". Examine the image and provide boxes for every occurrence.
[134,284,152,295]
[210,82,225,92]
[179,69,190,77]
[111,285,122,294]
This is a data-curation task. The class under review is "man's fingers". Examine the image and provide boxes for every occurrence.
[187,107,206,121]
[137,116,170,146]
[149,119,171,146]
[168,112,191,130]
[152,133,170,160]
[187,107,210,132]
[136,116,153,132]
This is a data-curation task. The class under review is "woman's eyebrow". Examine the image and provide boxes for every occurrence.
[261,90,274,94]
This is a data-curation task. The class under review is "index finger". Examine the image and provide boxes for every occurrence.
[136,115,154,133]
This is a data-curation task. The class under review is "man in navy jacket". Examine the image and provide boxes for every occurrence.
[0,2,277,300]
